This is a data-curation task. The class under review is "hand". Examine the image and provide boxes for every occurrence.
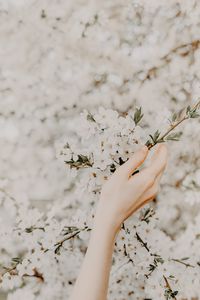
[95,144,168,233]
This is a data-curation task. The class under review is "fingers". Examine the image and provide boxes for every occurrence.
[128,144,168,193]
[116,145,149,178]
[139,171,163,203]
[140,144,167,183]
[148,144,168,177]
[131,171,164,212]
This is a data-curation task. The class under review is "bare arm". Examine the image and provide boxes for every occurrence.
[69,144,168,300]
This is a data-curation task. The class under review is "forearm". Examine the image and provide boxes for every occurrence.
[69,207,119,300]
[69,145,168,300]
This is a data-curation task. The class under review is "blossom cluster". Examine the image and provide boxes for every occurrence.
[59,105,200,300]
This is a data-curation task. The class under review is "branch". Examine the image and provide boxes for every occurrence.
[141,39,200,83]
[146,99,200,150]
[53,226,91,254]
[64,100,200,171]
[163,275,178,300]
[171,258,195,268]
[22,268,44,282]
[135,232,150,252]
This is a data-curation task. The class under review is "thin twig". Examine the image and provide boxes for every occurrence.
[147,99,200,150]
[171,258,195,268]
[163,275,178,300]
[135,232,150,252]
[22,268,44,282]
[54,230,81,247]
[0,265,18,279]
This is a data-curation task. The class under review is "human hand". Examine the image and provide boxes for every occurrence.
[95,144,168,233]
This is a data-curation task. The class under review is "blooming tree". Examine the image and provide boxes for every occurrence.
[1,102,200,300]
[0,0,200,300]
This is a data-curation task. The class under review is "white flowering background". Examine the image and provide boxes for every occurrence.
[0,0,200,299]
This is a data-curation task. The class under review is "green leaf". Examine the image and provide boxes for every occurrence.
[54,245,61,255]
[12,257,22,264]
[171,112,178,122]
[41,9,46,18]
[149,130,161,144]
[63,142,70,149]
[186,104,200,118]
[154,130,160,140]
[166,132,183,141]
[190,111,200,118]
[134,107,144,125]
[141,208,155,224]
[186,105,191,114]
[87,112,96,122]
[77,154,90,163]
[65,154,92,169]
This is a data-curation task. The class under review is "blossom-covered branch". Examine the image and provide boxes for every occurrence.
[146,100,200,149]
[64,100,200,172]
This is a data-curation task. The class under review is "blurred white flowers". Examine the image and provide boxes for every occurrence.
[0,0,200,299]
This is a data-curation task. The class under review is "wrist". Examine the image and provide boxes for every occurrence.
[93,202,121,237]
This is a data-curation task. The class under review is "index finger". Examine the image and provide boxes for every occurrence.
[116,145,149,178]
[144,144,168,179]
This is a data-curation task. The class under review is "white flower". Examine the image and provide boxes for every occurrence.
[7,287,36,300]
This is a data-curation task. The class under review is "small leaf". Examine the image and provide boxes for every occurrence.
[145,140,152,148]
[54,245,61,255]
[157,138,165,144]
[149,130,160,144]
[77,154,89,163]
[166,132,183,141]
[87,112,96,122]
[186,105,191,114]
[190,111,200,118]
[171,112,178,122]
[12,257,22,264]
[65,154,92,169]
[63,142,70,149]
[154,130,160,140]
[25,227,33,233]
[134,107,144,125]
[186,104,200,118]
[141,208,155,224]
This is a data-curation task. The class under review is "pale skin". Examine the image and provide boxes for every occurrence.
[69,144,168,300]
